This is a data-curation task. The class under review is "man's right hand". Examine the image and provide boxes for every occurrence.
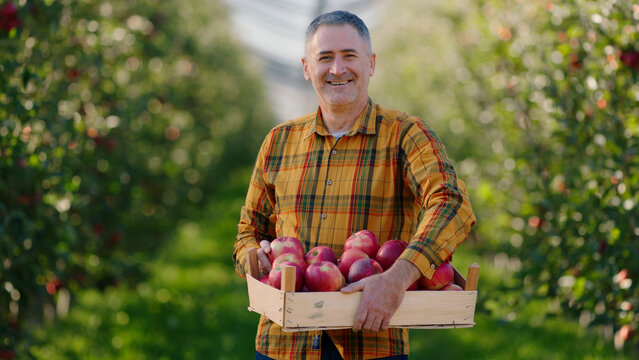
[257,240,272,276]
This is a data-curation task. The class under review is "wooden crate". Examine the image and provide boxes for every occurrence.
[245,248,479,332]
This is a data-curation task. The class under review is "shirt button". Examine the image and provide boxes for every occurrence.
[321,214,327,219]
[331,150,337,155]
[327,179,332,185]
[431,264,436,269]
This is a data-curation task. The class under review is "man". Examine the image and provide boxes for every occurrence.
[233,10,476,360]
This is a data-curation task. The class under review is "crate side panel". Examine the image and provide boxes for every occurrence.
[247,275,285,326]
[281,290,477,330]
[389,291,476,327]
[283,291,362,329]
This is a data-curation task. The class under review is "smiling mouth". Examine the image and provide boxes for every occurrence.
[328,80,351,86]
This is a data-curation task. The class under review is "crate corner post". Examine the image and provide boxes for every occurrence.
[464,263,480,291]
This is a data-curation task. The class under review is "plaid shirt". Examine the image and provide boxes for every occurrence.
[234,99,476,359]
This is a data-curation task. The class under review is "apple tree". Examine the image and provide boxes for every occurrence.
[372,0,638,351]
[0,0,272,355]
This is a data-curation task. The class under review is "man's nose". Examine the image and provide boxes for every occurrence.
[330,57,346,76]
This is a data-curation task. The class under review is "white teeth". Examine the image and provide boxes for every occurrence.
[330,80,349,85]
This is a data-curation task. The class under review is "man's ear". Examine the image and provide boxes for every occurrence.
[301,57,310,81]
[369,52,376,77]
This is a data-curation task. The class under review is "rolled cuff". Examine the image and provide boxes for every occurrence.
[398,245,442,279]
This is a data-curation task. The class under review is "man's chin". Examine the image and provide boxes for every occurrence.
[319,94,358,108]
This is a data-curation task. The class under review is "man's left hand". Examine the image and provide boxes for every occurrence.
[340,259,420,332]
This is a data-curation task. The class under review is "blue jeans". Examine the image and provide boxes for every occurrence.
[256,331,408,360]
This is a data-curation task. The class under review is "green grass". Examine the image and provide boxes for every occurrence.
[29,170,633,359]
[31,173,257,360]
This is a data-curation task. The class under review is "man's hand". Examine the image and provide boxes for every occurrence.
[340,259,420,332]
[257,240,272,276]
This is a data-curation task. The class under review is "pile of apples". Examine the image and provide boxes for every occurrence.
[260,230,463,292]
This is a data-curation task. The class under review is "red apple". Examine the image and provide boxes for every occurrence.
[620,50,639,69]
[305,246,337,266]
[616,269,628,282]
[407,280,420,291]
[441,282,463,291]
[17,194,30,205]
[344,230,380,259]
[67,69,81,80]
[619,324,634,340]
[305,261,345,292]
[273,252,307,269]
[0,349,14,360]
[268,236,305,263]
[338,249,369,278]
[259,274,269,285]
[268,261,304,291]
[376,239,408,270]
[46,277,63,295]
[0,2,17,17]
[348,258,383,283]
[0,3,20,33]
[419,262,454,290]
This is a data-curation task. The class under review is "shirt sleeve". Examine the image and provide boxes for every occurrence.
[233,132,278,278]
[397,119,477,279]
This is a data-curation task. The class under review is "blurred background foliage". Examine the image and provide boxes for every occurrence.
[1,0,271,356]
[372,0,638,352]
[1,0,638,358]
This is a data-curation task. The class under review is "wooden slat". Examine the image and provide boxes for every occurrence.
[465,263,480,291]
[282,289,477,330]
[247,272,285,327]
[247,247,260,279]
[281,266,296,292]
[282,323,475,332]
[283,291,360,329]
[390,291,476,326]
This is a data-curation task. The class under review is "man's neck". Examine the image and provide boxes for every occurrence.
[320,100,368,134]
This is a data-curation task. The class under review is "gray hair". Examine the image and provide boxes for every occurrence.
[305,10,372,51]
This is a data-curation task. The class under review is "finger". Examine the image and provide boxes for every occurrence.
[380,318,391,332]
[353,307,367,332]
[257,249,272,273]
[259,240,271,254]
[340,280,364,294]
[366,317,382,333]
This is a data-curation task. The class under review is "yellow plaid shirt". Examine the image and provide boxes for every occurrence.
[234,99,476,359]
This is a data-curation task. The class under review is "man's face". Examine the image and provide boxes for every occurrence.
[302,24,376,111]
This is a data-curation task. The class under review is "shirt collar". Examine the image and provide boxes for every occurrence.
[304,98,377,139]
